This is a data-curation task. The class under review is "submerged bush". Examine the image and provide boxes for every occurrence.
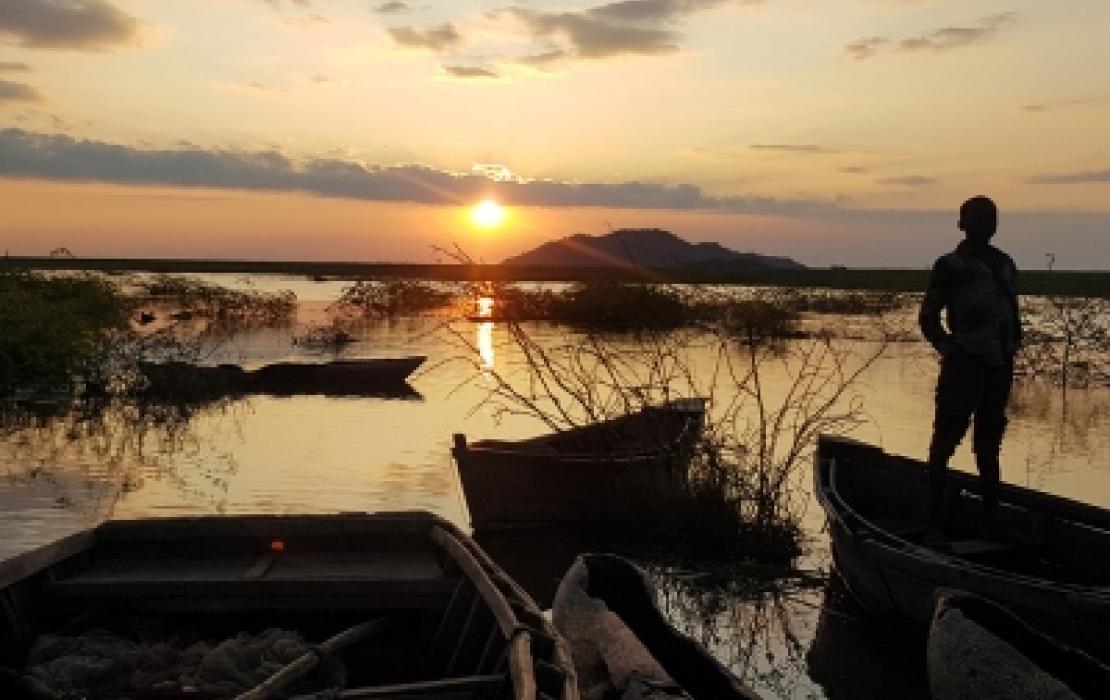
[0,270,130,394]
[138,275,295,325]
[333,279,458,317]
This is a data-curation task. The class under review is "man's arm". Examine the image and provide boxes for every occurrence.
[1010,262,1023,350]
[919,258,955,357]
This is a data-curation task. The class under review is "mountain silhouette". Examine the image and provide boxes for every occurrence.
[501,228,804,270]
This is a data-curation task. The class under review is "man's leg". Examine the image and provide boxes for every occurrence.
[972,361,1014,536]
[927,353,978,541]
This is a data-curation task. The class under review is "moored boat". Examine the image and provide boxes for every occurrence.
[928,590,1110,700]
[0,511,576,699]
[140,356,425,398]
[452,399,707,531]
[815,435,1110,662]
[552,554,761,700]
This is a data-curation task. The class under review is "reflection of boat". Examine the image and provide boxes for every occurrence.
[552,554,761,699]
[452,399,707,531]
[928,590,1110,700]
[815,435,1110,662]
[0,512,577,699]
[806,570,930,700]
[140,356,425,398]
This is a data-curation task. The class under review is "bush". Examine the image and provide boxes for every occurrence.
[0,270,130,393]
[333,279,458,317]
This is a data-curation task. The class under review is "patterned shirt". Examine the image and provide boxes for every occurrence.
[919,241,1022,366]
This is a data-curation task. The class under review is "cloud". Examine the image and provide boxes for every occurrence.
[1022,98,1096,113]
[388,24,461,52]
[750,144,837,154]
[845,37,887,60]
[847,13,1015,61]
[375,1,411,14]
[839,166,868,174]
[1027,168,1110,185]
[588,0,732,24]
[444,65,498,79]
[0,79,41,102]
[899,13,1015,53]
[878,175,936,187]
[0,61,31,72]
[0,128,839,214]
[0,0,140,51]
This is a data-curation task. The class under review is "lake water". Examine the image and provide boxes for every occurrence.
[3,273,1108,699]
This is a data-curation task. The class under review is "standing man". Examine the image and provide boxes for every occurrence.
[919,196,1022,542]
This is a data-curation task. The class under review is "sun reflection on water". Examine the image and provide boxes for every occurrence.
[478,322,495,370]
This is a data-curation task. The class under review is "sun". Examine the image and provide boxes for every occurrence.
[470,199,506,229]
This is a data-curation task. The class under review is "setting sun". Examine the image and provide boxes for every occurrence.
[470,199,506,229]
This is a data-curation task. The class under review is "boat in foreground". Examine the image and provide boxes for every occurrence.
[452,399,706,531]
[552,554,761,700]
[141,356,426,398]
[928,590,1110,700]
[0,511,576,699]
[815,435,1110,662]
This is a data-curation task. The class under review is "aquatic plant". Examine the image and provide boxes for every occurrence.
[137,275,296,325]
[332,279,459,318]
[0,270,131,394]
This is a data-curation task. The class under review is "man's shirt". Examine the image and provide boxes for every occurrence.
[919,240,1022,367]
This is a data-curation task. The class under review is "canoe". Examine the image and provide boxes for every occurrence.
[0,511,577,700]
[928,590,1110,700]
[552,554,761,700]
[815,435,1110,662]
[452,399,707,531]
[140,356,425,398]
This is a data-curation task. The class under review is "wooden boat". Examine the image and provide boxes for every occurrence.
[452,399,707,531]
[140,356,425,398]
[0,511,577,699]
[815,435,1110,663]
[928,590,1110,700]
[552,554,761,700]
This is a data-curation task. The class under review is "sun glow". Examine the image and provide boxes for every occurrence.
[470,199,506,229]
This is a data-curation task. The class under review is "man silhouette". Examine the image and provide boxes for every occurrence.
[919,196,1022,542]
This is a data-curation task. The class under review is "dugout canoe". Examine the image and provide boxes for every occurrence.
[0,511,576,700]
[140,356,425,398]
[815,435,1110,662]
[452,399,707,531]
[552,554,761,700]
[928,590,1110,700]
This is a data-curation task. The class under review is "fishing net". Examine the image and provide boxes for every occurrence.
[23,627,313,699]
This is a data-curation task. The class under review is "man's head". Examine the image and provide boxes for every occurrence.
[958,196,997,244]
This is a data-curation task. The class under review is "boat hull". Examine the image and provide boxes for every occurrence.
[816,435,1110,663]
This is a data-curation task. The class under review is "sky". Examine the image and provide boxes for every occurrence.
[1,0,1109,268]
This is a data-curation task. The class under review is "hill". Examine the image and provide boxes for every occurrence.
[501,228,805,270]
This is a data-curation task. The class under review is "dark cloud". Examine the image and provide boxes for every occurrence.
[388,24,461,52]
[0,128,838,214]
[845,37,886,60]
[750,144,837,154]
[0,0,139,51]
[0,79,41,102]
[1022,98,1095,113]
[444,65,498,79]
[504,0,735,63]
[375,1,411,14]
[0,60,31,72]
[839,166,868,174]
[847,14,1015,61]
[588,0,730,24]
[878,175,936,187]
[899,13,1015,53]
[1027,168,1110,185]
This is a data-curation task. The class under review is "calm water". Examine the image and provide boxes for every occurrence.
[3,273,1109,699]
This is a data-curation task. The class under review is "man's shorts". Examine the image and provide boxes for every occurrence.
[929,350,1014,460]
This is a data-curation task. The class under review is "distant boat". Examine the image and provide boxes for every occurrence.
[140,356,425,397]
[929,590,1110,700]
[452,398,707,531]
[815,435,1110,663]
[553,554,762,699]
[0,512,577,699]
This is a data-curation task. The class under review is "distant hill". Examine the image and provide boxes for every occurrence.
[501,228,805,270]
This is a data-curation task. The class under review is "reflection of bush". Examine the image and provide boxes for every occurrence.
[0,270,130,394]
